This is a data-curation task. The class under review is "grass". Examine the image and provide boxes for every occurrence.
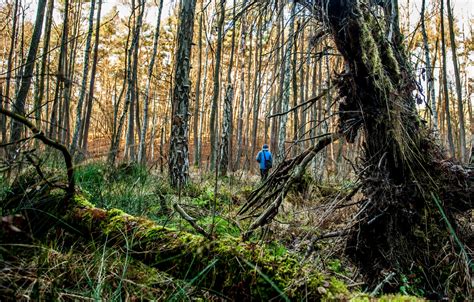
[0,159,436,300]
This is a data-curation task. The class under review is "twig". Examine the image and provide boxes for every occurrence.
[267,87,333,119]
[304,230,350,259]
[370,272,395,296]
[173,203,211,239]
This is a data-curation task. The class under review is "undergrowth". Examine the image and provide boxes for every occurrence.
[0,160,430,300]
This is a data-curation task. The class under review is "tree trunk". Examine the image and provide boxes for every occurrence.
[28,195,345,301]
[168,0,197,188]
[34,0,54,132]
[420,0,438,134]
[440,0,456,157]
[138,0,164,163]
[325,0,472,294]
[81,0,103,157]
[3,0,19,145]
[242,0,473,296]
[209,0,226,171]
[219,85,233,176]
[192,10,203,167]
[70,0,96,155]
[108,10,133,166]
[234,14,248,171]
[125,0,145,162]
[218,1,236,176]
[251,15,264,166]
[446,0,466,162]
[277,2,296,163]
[9,0,47,150]
[292,21,299,157]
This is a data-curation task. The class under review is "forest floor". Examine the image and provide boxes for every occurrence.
[0,160,430,300]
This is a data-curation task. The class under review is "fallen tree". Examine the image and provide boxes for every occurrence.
[46,194,347,300]
[240,0,473,298]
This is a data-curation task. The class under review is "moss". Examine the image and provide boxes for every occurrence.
[66,201,350,300]
[107,208,125,218]
[350,294,424,301]
[72,194,95,208]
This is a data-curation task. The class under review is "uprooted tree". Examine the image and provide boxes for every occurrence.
[239,0,473,296]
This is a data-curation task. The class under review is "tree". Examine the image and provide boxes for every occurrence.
[277,2,296,163]
[124,0,145,161]
[81,0,104,155]
[138,0,164,163]
[3,0,19,144]
[34,0,54,132]
[240,0,473,295]
[234,10,248,171]
[193,9,203,168]
[440,0,456,156]
[446,0,466,162]
[209,0,226,171]
[49,0,69,141]
[168,0,197,188]
[10,0,47,150]
[420,0,438,133]
[218,0,237,176]
[71,0,96,155]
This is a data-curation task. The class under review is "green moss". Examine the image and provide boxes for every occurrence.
[351,294,424,302]
[107,208,125,218]
[73,194,95,208]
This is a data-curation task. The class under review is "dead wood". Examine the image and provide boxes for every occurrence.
[238,133,341,239]
[53,195,347,300]
[0,108,74,196]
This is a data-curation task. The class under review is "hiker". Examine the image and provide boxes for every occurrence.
[256,144,273,181]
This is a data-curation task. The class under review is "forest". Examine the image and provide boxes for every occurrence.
[0,0,473,300]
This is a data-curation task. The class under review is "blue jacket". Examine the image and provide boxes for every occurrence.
[256,149,273,170]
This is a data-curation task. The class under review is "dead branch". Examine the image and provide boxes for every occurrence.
[267,87,332,119]
[0,107,74,196]
[239,133,342,239]
[173,203,211,239]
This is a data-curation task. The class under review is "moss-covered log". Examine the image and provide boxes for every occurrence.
[64,195,347,300]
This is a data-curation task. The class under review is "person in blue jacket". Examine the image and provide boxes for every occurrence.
[256,144,273,181]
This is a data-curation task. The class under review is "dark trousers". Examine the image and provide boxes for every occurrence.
[260,169,269,181]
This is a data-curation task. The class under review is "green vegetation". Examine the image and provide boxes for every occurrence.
[0,161,430,300]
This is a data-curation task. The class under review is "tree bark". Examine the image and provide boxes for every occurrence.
[168,0,197,188]
[234,13,248,171]
[243,1,473,295]
[33,196,347,300]
[218,1,236,176]
[325,0,472,294]
[48,0,69,141]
